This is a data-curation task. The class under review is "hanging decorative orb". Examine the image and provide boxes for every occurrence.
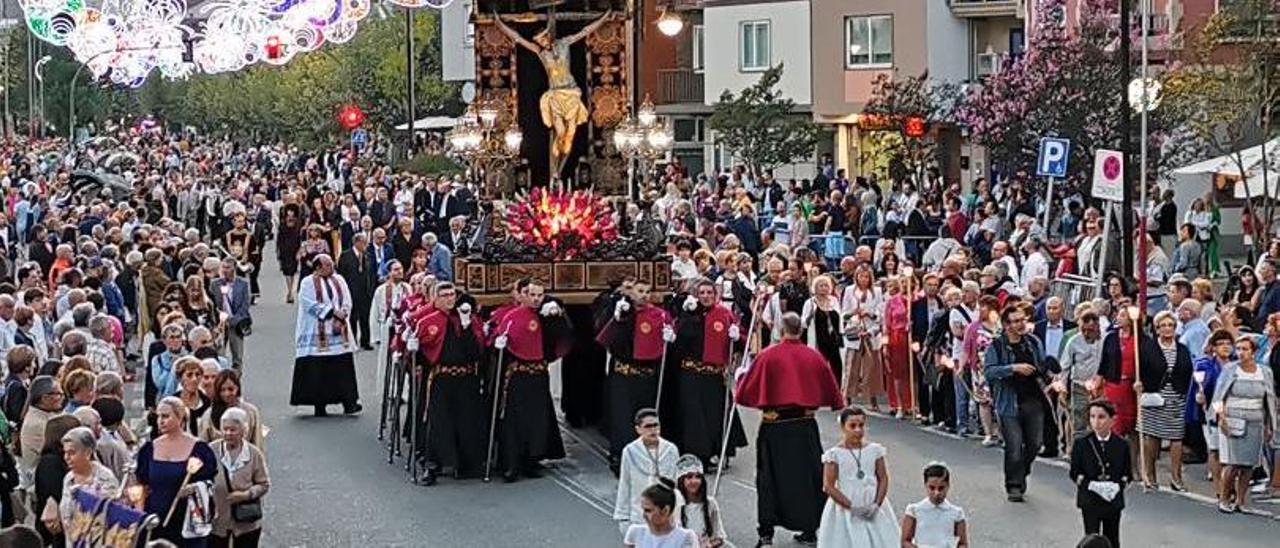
[337,104,364,130]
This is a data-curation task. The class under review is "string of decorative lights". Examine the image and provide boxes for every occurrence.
[20,0,454,87]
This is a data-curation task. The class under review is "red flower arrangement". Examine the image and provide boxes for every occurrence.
[505,187,618,260]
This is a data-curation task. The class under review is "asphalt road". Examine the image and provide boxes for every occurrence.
[242,249,1279,547]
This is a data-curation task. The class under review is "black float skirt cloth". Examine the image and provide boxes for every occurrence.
[756,417,824,534]
[606,360,659,457]
[677,368,747,462]
[498,363,567,471]
[424,368,488,473]
[289,353,360,406]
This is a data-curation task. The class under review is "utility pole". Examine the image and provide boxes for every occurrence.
[405,8,417,161]
[1119,0,1135,277]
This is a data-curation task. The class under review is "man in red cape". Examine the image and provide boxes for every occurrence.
[735,311,843,547]
[594,279,670,472]
[411,282,488,485]
[489,279,571,482]
[672,278,748,468]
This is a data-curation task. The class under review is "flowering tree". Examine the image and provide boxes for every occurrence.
[958,0,1197,199]
[860,71,962,184]
[957,0,1122,190]
[1162,0,1280,237]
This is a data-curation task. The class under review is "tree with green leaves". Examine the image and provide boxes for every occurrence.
[860,71,962,184]
[706,64,819,179]
[1163,0,1279,237]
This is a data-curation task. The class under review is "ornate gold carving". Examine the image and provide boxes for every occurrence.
[589,85,625,128]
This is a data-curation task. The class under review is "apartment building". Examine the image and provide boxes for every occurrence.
[696,0,819,178]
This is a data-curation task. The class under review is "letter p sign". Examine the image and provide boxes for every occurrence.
[1036,137,1071,179]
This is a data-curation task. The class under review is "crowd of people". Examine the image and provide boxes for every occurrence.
[0,120,1270,548]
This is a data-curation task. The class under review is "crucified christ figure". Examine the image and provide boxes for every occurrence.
[493,9,613,176]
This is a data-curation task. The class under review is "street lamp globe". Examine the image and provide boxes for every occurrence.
[646,126,672,151]
[1127,77,1162,113]
[477,102,499,128]
[656,8,684,37]
[503,127,523,154]
[637,96,657,128]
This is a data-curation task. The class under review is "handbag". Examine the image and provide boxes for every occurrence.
[1138,392,1165,408]
[1222,416,1248,438]
[221,459,263,523]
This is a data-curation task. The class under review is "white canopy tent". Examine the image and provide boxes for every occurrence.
[395,116,459,131]
[1171,137,1280,199]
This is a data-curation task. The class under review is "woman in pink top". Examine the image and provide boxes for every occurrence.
[883,276,914,418]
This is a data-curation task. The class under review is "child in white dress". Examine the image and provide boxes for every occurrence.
[624,480,700,548]
[901,462,968,548]
[817,407,900,547]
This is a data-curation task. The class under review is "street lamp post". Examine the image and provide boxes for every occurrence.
[614,95,673,199]
[447,101,522,196]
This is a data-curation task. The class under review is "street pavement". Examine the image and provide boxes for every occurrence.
[242,250,1278,547]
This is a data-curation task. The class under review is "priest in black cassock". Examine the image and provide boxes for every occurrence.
[412,283,488,485]
[490,281,571,482]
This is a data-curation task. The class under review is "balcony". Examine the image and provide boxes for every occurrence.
[656,68,705,105]
[669,0,703,11]
[948,0,1020,18]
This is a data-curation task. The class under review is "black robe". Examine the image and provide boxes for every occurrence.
[672,307,747,465]
[423,317,488,474]
[598,296,660,459]
[496,304,570,472]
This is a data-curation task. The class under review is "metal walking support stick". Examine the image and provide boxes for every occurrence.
[378,344,395,442]
[484,322,512,483]
[408,351,421,483]
[387,352,404,464]
[713,296,765,499]
[654,331,671,414]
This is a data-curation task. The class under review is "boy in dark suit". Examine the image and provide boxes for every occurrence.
[1069,400,1131,548]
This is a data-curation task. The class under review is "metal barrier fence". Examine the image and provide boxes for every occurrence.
[1048,273,1100,312]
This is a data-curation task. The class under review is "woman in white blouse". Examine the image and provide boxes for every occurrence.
[842,264,886,411]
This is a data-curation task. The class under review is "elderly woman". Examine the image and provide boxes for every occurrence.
[57,427,119,531]
[173,357,212,435]
[1137,311,1193,491]
[210,407,270,548]
[150,323,189,405]
[135,396,218,546]
[200,370,264,448]
[1212,336,1278,513]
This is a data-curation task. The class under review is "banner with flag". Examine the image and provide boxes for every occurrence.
[65,488,151,548]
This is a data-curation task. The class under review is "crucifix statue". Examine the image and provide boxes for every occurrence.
[493,9,613,176]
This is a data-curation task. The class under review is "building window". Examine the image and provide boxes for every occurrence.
[845,15,893,68]
[692,25,704,72]
[739,21,770,72]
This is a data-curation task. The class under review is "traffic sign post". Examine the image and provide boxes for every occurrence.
[1091,148,1125,294]
[1037,137,1071,230]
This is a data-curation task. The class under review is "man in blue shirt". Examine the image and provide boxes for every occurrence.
[422,232,453,282]
[1177,299,1210,360]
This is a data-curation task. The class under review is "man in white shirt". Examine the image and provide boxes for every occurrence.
[1020,238,1051,288]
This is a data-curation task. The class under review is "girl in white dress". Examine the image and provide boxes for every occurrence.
[624,481,699,548]
[818,407,899,548]
[901,462,968,548]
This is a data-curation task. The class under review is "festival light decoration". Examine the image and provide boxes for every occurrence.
[337,104,365,130]
[19,0,453,85]
[505,187,618,260]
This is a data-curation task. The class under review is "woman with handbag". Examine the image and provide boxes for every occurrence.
[1211,336,1278,513]
[841,265,885,411]
[210,407,270,548]
[1136,311,1193,491]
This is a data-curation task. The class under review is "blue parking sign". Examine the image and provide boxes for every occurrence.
[351,128,368,149]
[1036,137,1071,178]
